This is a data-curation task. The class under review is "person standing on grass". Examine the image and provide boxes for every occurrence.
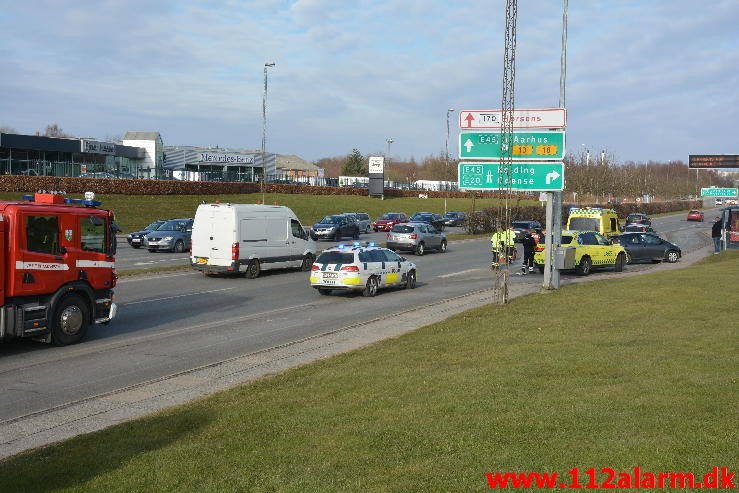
[712,216,722,254]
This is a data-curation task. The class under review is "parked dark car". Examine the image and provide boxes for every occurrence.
[622,223,655,233]
[443,211,466,227]
[511,220,543,242]
[310,215,360,241]
[127,220,166,249]
[409,212,445,231]
[625,213,651,226]
[613,232,681,264]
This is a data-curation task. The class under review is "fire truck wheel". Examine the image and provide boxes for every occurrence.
[51,294,89,346]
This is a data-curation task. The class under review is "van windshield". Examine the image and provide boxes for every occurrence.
[569,218,598,231]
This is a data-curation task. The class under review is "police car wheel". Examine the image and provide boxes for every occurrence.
[245,260,261,279]
[405,270,417,289]
[51,294,89,346]
[577,256,592,276]
[439,240,447,253]
[363,276,379,297]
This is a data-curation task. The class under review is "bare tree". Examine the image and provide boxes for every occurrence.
[44,124,68,137]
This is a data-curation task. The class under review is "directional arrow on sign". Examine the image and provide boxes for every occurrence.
[546,170,560,185]
[463,138,474,153]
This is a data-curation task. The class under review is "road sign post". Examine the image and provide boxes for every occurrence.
[459,131,565,160]
[458,162,564,191]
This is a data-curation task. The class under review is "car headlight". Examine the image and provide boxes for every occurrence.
[161,236,173,242]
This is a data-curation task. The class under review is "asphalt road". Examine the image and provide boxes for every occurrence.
[0,211,716,425]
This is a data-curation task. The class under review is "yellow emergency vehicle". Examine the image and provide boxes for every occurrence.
[566,207,621,239]
[534,230,626,275]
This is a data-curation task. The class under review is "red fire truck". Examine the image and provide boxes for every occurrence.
[0,192,118,345]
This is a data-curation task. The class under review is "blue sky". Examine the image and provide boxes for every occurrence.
[1,0,737,165]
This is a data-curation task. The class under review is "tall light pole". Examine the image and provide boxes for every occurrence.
[445,108,455,213]
[386,138,393,169]
[261,61,275,204]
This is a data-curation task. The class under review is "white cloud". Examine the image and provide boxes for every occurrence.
[1,0,737,163]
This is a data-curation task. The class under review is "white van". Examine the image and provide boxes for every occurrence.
[190,203,316,278]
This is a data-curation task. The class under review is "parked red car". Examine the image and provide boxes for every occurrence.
[372,212,408,232]
[687,210,704,222]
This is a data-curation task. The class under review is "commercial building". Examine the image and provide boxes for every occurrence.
[1,131,320,183]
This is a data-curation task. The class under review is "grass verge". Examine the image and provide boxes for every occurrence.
[1,253,737,492]
[1,191,536,234]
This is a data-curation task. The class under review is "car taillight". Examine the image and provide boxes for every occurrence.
[409,234,417,239]
[231,242,239,261]
[340,265,359,272]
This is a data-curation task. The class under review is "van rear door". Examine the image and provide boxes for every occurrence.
[193,205,234,267]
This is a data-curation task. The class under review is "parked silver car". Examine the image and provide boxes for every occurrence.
[386,222,447,256]
[144,218,193,252]
[343,212,372,233]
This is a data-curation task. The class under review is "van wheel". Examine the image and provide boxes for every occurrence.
[51,294,89,346]
[246,260,261,279]
[363,276,379,297]
[173,240,185,253]
[300,254,314,271]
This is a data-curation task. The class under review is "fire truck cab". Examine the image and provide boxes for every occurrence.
[0,192,118,345]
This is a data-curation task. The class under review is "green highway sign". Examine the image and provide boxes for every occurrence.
[459,131,565,160]
[701,187,738,197]
[458,162,565,191]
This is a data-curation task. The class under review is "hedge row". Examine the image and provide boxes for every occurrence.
[0,175,523,200]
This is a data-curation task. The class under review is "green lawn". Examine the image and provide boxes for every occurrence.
[2,252,736,492]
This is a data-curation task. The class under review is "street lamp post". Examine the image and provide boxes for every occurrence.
[261,62,275,204]
[445,108,454,213]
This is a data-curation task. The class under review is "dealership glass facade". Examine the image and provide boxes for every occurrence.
[0,134,146,178]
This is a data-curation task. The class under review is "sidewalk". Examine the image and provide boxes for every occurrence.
[0,244,715,459]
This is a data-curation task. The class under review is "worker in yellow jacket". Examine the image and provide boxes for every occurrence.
[490,227,515,267]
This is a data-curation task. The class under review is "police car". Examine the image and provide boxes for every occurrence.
[533,230,626,275]
[310,242,417,297]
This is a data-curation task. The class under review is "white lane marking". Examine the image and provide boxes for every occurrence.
[438,268,481,278]
[122,287,237,305]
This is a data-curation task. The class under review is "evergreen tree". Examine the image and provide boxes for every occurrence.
[341,148,366,175]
